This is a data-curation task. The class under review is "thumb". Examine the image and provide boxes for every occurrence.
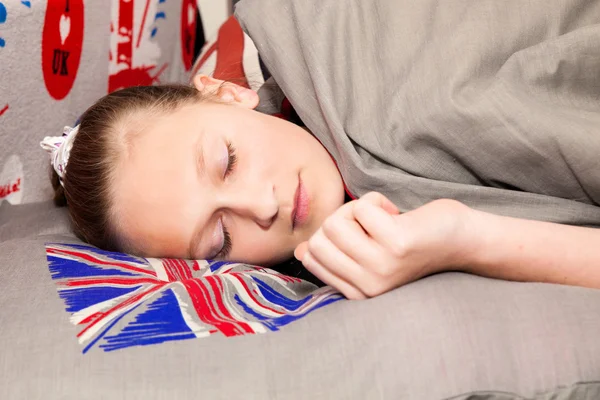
[359,192,400,215]
[294,241,309,261]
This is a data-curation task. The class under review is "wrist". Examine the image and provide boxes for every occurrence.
[450,204,488,272]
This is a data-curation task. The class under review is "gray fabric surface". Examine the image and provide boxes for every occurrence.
[0,200,70,242]
[2,201,600,399]
[235,0,600,226]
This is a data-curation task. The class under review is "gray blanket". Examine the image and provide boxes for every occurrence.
[235,0,600,226]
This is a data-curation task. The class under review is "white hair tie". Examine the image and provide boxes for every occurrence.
[40,125,80,186]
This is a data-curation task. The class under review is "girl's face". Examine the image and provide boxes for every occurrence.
[113,76,345,266]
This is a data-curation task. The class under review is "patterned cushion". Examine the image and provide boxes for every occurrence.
[45,243,343,353]
[191,15,267,92]
[0,0,198,205]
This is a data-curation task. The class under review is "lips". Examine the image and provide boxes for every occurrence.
[292,176,310,230]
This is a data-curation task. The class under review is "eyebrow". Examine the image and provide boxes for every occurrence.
[188,134,208,259]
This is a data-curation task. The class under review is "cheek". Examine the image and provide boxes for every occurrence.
[234,230,294,265]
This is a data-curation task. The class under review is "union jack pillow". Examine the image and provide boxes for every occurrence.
[45,243,344,353]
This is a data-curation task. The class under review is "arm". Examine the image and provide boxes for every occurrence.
[295,192,600,300]
[465,209,600,289]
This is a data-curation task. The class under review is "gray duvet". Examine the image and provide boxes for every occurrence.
[236,0,600,226]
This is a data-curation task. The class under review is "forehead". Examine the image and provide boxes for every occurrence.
[110,104,206,258]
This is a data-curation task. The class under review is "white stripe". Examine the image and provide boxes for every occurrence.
[171,283,212,338]
[224,275,282,318]
[147,257,168,281]
[219,279,267,334]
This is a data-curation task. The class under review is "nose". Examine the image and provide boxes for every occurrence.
[222,183,279,229]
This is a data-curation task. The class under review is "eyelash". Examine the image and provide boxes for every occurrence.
[225,141,237,178]
[214,142,236,259]
[215,226,232,259]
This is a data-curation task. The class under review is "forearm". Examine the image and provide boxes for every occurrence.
[463,210,600,288]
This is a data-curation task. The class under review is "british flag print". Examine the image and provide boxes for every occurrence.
[45,243,344,353]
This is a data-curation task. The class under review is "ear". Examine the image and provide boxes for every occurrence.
[192,74,259,109]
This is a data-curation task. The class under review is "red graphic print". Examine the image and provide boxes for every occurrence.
[180,0,197,71]
[191,17,247,88]
[108,0,167,93]
[42,0,84,100]
[0,178,21,199]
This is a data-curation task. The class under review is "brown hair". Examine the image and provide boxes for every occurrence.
[51,84,214,252]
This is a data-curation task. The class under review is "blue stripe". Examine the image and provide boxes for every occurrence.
[99,288,195,351]
[234,292,344,331]
[47,255,137,279]
[59,286,141,312]
[209,260,230,272]
[252,276,312,310]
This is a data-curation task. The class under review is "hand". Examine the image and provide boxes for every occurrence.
[294,192,474,300]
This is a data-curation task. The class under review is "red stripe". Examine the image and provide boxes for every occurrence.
[176,259,193,280]
[196,276,253,335]
[183,279,253,336]
[162,259,177,281]
[214,17,248,88]
[151,62,169,84]
[342,181,357,200]
[162,259,194,281]
[48,248,157,277]
[61,277,159,287]
[0,104,8,117]
[192,260,201,271]
[136,0,152,49]
[232,273,282,315]
[206,276,254,334]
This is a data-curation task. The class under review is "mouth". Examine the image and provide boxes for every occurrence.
[292,175,310,230]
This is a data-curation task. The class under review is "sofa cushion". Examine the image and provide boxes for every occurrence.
[2,201,600,399]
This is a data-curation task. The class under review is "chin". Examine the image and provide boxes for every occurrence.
[260,256,289,268]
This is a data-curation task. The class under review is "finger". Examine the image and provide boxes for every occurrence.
[301,251,366,300]
[294,241,309,261]
[360,192,400,215]
[307,228,369,287]
[320,213,381,267]
[353,200,401,249]
[296,235,368,299]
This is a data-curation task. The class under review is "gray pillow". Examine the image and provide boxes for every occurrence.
[2,201,600,399]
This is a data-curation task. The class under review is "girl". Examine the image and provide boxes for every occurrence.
[41,73,600,300]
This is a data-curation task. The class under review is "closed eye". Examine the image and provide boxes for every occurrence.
[214,222,232,259]
[225,141,237,178]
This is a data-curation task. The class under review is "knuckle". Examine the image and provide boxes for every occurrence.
[322,217,342,237]
[340,200,356,213]
[353,198,368,213]
[307,234,326,254]
[372,261,395,278]
[361,191,383,204]
[362,191,379,200]
[388,238,407,258]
